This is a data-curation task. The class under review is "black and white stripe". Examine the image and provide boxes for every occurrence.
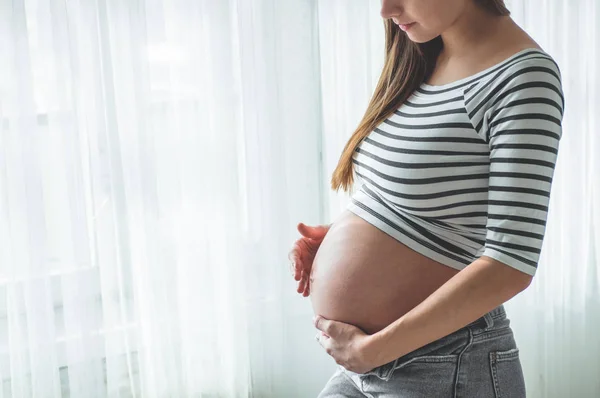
[347,48,564,276]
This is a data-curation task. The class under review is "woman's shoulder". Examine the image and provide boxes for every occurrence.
[461,45,565,139]
[504,46,561,77]
[464,46,564,111]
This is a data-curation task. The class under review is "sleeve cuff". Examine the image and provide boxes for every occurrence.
[481,247,538,276]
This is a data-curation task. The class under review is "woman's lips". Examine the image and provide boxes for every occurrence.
[391,18,415,32]
[399,22,415,32]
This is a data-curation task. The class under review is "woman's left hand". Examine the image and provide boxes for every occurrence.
[313,315,380,374]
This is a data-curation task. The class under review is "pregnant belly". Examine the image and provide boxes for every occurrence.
[309,210,460,335]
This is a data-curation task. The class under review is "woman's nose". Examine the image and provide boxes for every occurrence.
[380,0,402,19]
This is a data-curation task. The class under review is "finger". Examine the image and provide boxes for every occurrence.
[297,270,307,293]
[297,281,305,295]
[302,270,312,294]
[315,332,332,359]
[298,271,308,293]
[288,246,298,263]
[289,260,298,281]
[288,244,302,261]
[303,283,310,297]
[288,249,301,280]
[292,260,302,281]
[297,223,329,239]
[303,277,311,296]
[296,260,305,281]
[314,315,335,336]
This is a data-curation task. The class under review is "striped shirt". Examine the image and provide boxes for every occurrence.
[347,48,564,276]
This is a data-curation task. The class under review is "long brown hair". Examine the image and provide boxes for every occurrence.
[330,0,510,193]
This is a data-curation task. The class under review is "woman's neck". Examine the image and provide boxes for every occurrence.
[439,5,516,61]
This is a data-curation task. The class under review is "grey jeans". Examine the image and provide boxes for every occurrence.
[316,305,526,398]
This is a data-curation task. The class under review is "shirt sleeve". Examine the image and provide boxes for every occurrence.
[478,56,565,276]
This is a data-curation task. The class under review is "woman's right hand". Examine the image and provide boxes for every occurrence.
[288,222,331,297]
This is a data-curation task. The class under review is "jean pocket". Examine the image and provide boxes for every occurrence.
[366,329,469,381]
[395,354,458,368]
[489,348,526,398]
[369,353,458,382]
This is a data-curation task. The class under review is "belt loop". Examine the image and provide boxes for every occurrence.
[483,311,494,331]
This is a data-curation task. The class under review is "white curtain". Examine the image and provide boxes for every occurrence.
[0,0,327,396]
[319,1,600,397]
[502,2,600,397]
[1,0,598,397]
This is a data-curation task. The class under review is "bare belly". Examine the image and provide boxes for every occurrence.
[309,209,459,335]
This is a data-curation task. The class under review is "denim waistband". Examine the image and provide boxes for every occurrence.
[465,304,506,332]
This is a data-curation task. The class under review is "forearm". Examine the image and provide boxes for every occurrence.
[366,256,533,366]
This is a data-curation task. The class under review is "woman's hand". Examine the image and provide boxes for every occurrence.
[313,315,379,374]
[288,222,330,297]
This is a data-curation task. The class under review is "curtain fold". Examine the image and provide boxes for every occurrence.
[502,1,600,396]
[1,0,324,396]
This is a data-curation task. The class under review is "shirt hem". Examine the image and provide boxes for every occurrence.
[346,201,469,273]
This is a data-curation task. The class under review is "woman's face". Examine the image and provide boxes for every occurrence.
[380,0,470,43]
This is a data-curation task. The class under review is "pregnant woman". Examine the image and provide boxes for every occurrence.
[289,0,564,397]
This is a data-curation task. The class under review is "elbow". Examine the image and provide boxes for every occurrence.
[501,268,533,300]
[514,273,533,293]
[505,266,534,297]
[480,256,534,295]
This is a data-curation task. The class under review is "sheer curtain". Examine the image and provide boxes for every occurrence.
[0,0,326,396]
[318,1,600,397]
[502,2,600,396]
[2,0,599,397]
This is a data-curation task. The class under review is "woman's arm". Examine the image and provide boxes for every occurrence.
[364,256,532,366]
